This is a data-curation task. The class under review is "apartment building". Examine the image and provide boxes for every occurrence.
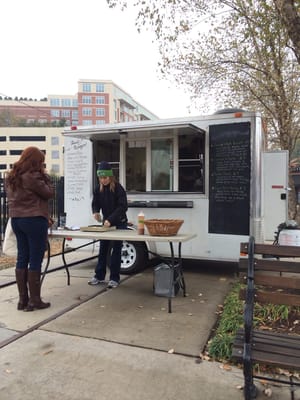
[0,80,157,127]
[0,80,157,175]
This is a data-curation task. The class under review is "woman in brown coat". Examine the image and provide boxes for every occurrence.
[5,146,54,311]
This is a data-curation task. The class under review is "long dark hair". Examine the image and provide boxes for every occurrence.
[6,146,46,191]
[100,176,116,192]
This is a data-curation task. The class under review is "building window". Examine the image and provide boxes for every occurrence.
[82,83,92,93]
[82,96,92,104]
[61,98,71,107]
[0,164,7,170]
[52,150,59,159]
[61,110,71,117]
[51,136,59,145]
[51,110,60,117]
[96,83,104,92]
[0,137,7,142]
[96,108,105,116]
[10,150,22,155]
[0,150,6,155]
[96,120,105,125]
[96,96,105,104]
[83,83,91,92]
[50,98,60,106]
[82,120,92,125]
[51,164,60,173]
[72,99,78,107]
[9,136,46,141]
[72,110,78,119]
[82,108,92,116]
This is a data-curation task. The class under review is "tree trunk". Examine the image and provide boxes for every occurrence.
[288,174,298,220]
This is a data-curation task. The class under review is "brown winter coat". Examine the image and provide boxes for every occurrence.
[6,171,54,220]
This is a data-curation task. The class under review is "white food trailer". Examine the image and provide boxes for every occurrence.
[61,109,289,273]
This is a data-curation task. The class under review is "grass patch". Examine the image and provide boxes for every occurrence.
[208,282,243,360]
[208,282,300,362]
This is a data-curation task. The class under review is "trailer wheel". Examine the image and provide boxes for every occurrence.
[118,241,148,274]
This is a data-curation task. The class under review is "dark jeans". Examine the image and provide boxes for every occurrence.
[94,224,127,283]
[11,216,48,272]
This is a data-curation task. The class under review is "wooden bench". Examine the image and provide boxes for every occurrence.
[231,236,300,400]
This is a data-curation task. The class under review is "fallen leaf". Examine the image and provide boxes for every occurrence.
[168,348,174,354]
[220,364,232,371]
[5,369,12,374]
[43,350,53,355]
[264,388,272,397]
[201,354,210,361]
[259,325,272,331]
[138,305,144,308]
[236,385,243,390]
[219,277,227,281]
[187,313,193,316]
[259,379,268,386]
[278,368,291,377]
[198,293,203,297]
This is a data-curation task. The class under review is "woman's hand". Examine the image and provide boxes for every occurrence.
[93,213,101,222]
[103,220,111,227]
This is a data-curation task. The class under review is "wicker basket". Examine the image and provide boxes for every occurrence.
[144,219,184,236]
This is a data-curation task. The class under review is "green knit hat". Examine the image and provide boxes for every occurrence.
[97,161,113,177]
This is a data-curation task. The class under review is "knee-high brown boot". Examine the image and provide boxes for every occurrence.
[15,268,29,310]
[25,270,50,311]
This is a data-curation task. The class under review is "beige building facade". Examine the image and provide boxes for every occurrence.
[0,127,64,175]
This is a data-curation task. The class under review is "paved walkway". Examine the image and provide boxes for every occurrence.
[0,250,297,399]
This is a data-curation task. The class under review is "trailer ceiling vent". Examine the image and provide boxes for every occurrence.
[213,108,246,117]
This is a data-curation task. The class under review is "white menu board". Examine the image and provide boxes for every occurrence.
[64,136,94,228]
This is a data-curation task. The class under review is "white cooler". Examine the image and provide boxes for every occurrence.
[279,229,300,246]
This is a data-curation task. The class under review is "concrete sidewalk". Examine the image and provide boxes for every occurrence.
[0,251,296,399]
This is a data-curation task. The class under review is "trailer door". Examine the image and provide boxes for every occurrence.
[263,150,289,241]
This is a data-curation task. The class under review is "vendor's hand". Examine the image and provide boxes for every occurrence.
[104,220,111,227]
[94,213,101,222]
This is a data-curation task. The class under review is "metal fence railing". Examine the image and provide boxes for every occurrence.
[0,174,64,244]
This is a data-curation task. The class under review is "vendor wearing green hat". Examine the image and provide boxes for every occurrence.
[89,161,128,288]
[97,161,114,177]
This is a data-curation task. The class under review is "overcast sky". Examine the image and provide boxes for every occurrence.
[0,0,207,119]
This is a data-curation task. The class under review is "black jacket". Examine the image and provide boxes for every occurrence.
[91,182,128,227]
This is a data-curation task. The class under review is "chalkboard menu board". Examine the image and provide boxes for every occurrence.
[209,122,251,235]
